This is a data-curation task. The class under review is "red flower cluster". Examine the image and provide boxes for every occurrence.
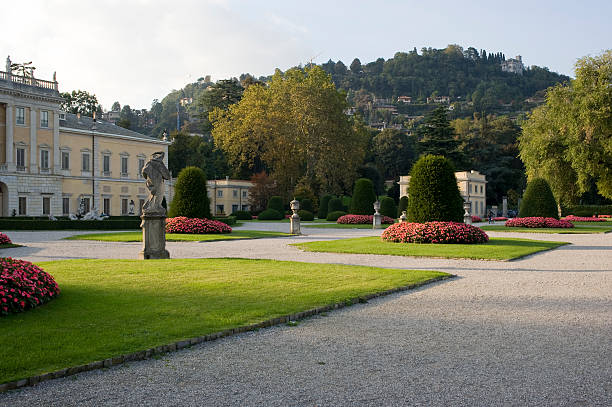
[337,214,394,225]
[471,215,482,222]
[165,217,232,234]
[381,221,489,244]
[505,217,574,228]
[562,215,607,222]
[0,233,12,245]
[0,258,60,316]
[598,214,611,218]
[493,217,508,221]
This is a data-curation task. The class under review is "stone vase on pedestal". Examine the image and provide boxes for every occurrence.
[289,198,301,235]
[139,214,170,259]
[463,202,472,224]
[373,200,382,229]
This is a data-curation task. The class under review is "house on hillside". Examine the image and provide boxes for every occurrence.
[501,55,525,75]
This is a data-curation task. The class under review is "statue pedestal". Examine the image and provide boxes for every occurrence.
[139,214,170,259]
[373,213,382,229]
[290,213,301,235]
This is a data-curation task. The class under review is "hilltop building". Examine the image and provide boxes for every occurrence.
[398,170,487,217]
[501,55,525,75]
[0,56,171,217]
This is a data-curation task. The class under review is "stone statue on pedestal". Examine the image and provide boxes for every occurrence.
[139,151,170,259]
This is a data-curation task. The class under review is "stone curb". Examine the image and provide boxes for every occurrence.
[0,274,453,393]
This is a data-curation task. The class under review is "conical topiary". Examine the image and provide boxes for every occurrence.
[407,155,463,222]
[318,194,333,219]
[379,196,397,218]
[350,178,377,215]
[519,178,559,219]
[169,166,211,219]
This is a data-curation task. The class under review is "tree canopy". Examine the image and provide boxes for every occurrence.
[211,66,368,197]
[519,50,612,203]
[60,90,100,117]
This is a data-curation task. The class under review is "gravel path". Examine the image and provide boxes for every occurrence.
[1,225,611,406]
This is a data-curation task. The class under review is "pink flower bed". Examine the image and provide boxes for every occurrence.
[0,233,12,245]
[598,214,610,218]
[337,214,394,224]
[381,221,489,244]
[471,215,482,222]
[1,258,60,316]
[505,217,574,228]
[562,215,606,222]
[166,217,232,234]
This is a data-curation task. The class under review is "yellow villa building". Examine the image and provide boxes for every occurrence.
[0,57,170,217]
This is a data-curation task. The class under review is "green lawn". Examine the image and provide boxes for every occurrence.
[0,243,21,249]
[293,237,567,260]
[65,230,290,242]
[303,223,392,229]
[0,258,447,384]
[480,224,612,234]
[241,218,330,223]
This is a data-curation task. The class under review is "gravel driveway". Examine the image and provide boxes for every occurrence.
[1,225,610,406]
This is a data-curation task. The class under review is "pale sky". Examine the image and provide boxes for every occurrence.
[2,0,610,110]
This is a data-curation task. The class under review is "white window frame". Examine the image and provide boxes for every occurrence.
[82,152,90,172]
[40,149,50,171]
[15,107,25,125]
[16,148,26,169]
[61,151,70,170]
[42,196,51,215]
[40,110,49,128]
[121,156,128,176]
[18,196,27,215]
[103,198,111,215]
[62,197,70,215]
[103,155,111,175]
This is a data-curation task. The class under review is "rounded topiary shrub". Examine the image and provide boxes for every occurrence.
[505,217,573,228]
[257,208,284,220]
[326,210,347,221]
[168,166,211,219]
[1,258,60,316]
[519,178,559,219]
[379,196,397,219]
[318,195,333,219]
[350,178,377,215]
[336,214,394,224]
[267,196,284,213]
[397,196,408,217]
[328,197,344,213]
[231,210,252,220]
[166,217,232,234]
[407,155,463,223]
[299,198,313,214]
[382,222,489,244]
[297,210,314,221]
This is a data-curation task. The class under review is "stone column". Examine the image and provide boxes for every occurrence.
[29,108,37,173]
[53,111,60,174]
[502,196,508,218]
[289,198,301,235]
[139,215,170,259]
[373,200,381,229]
[5,103,13,171]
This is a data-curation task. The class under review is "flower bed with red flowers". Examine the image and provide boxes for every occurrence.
[165,217,232,234]
[562,215,607,222]
[337,214,394,224]
[493,217,508,221]
[598,214,611,218]
[381,221,489,244]
[1,258,60,316]
[0,232,12,245]
[505,217,574,228]
[471,215,482,223]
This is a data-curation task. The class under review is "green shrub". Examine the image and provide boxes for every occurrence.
[341,196,352,212]
[300,198,313,213]
[519,178,559,219]
[0,219,140,230]
[168,166,211,219]
[297,210,314,221]
[328,197,344,213]
[267,196,284,213]
[407,155,463,222]
[213,216,237,226]
[397,196,408,217]
[326,210,347,221]
[379,196,397,218]
[257,208,284,220]
[318,194,333,219]
[350,178,377,215]
[561,204,612,217]
[231,210,252,220]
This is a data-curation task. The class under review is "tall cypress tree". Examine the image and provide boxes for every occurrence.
[416,106,464,166]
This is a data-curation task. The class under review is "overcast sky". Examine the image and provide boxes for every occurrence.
[2,0,610,110]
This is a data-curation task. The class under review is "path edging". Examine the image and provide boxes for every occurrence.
[0,274,453,393]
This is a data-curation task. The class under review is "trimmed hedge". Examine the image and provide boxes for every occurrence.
[300,198,313,214]
[297,210,314,221]
[267,196,284,213]
[326,210,347,221]
[213,216,237,226]
[230,210,252,220]
[328,197,344,213]
[407,155,463,223]
[257,208,284,220]
[379,196,397,219]
[562,205,612,217]
[318,195,333,219]
[519,178,558,219]
[0,219,141,230]
[350,178,376,215]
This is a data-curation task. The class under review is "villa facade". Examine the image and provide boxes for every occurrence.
[0,57,170,217]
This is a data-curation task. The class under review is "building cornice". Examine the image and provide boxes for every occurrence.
[59,126,171,145]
